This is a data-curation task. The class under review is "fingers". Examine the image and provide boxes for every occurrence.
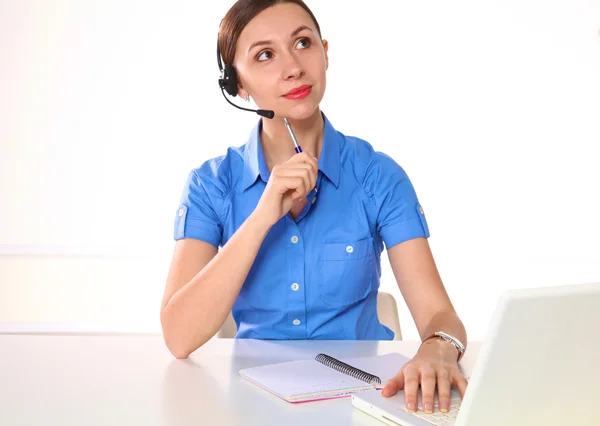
[281,166,313,198]
[454,372,469,399]
[287,152,318,176]
[382,363,469,417]
[436,369,452,413]
[294,163,316,195]
[419,367,436,414]
[272,163,316,198]
[381,373,402,398]
[402,367,420,413]
[273,176,306,199]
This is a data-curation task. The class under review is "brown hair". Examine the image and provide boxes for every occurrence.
[218,0,322,66]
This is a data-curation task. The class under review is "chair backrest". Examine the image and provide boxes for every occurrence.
[217,291,402,340]
[216,311,237,338]
[376,291,402,340]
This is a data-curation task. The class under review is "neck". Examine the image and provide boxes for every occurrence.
[260,109,324,170]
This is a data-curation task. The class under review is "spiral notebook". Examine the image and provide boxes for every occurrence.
[239,352,409,403]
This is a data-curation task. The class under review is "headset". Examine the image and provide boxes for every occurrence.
[217,36,275,119]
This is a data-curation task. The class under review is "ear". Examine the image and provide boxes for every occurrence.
[237,78,248,98]
[236,68,245,96]
[322,39,329,70]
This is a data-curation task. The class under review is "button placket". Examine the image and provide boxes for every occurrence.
[286,219,306,337]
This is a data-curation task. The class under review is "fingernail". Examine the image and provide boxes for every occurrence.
[424,403,433,413]
[406,402,416,412]
[440,404,448,413]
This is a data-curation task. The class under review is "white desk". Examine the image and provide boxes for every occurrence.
[0,335,480,426]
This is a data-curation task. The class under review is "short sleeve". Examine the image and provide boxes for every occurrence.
[365,153,430,249]
[173,169,223,247]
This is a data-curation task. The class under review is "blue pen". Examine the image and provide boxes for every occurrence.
[283,117,318,196]
[284,118,303,153]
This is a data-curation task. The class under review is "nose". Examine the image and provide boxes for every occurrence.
[282,52,305,81]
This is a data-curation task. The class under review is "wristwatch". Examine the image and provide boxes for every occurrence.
[423,331,466,361]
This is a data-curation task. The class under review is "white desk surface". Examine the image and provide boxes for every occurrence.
[0,334,480,426]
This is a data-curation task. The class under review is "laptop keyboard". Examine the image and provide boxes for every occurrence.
[408,396,462,425]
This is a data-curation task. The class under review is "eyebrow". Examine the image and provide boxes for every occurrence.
[247,25,313,53]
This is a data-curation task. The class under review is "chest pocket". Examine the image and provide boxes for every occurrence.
[319,237,375,307]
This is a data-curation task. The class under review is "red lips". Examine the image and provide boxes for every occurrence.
[283,85,312,100]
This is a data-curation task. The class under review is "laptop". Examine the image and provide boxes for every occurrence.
[351,282,600,426]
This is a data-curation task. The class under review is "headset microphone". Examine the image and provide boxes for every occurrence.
[217,37,275,119]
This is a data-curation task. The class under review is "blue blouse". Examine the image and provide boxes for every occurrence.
[174,113,430,340]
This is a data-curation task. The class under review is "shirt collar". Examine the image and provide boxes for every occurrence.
[242,112,341,191]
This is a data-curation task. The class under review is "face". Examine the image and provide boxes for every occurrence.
[233,3,328,120]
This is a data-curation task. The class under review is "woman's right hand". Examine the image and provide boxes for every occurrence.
[251,152,318,228]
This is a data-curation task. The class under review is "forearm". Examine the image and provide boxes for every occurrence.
[161,213,271,358]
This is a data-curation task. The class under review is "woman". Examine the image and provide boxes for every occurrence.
[160,0,468,415]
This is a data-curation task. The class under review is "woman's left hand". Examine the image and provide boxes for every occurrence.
[381,338,468,414]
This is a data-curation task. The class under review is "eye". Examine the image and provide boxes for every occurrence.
[296,37,311,50]
[257,50,273,62]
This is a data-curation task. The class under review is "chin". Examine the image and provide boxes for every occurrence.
[278,99,322,121]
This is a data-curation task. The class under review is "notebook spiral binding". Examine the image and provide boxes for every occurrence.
[315,353,382,385]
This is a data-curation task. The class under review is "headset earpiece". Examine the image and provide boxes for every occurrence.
[217,37,239,97]
[220,64,239,97]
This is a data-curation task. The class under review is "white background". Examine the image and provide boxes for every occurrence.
[1,0,599,341]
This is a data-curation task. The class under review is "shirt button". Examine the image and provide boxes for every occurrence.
[291,283,300,291]
[292,319,301,326]
[291,236,299,244]
[178,208,185,217]
[346,245,354,254]
[419,205,424,214]
[311,197,317,205]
